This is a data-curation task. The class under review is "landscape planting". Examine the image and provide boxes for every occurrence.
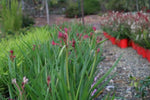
[101,11,150,62]
[0,0,150,99]
[0,23,120,99]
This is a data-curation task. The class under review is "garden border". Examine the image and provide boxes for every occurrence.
[103,31,150,62]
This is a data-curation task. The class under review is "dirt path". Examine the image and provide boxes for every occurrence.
[34,15,102,27]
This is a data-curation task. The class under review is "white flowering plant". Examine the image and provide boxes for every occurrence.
[127,11,150,49]
[100,11,131,39]
[100,11,150,41]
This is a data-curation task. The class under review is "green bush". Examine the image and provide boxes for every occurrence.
[105,0,127,11]
[65,3,79,18]
[84,0,100,15]
[22,15,35,28]
[0,0,22,33]
[65,0,100,18]
[102,0,150,12]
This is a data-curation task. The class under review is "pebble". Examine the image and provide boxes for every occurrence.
[106,85,115,91]
[96,34,150,100]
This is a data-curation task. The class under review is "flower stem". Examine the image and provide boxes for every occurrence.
[65,47,71,98]
[15,83,22,100]
[89,51,97,80]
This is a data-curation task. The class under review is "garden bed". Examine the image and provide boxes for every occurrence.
[0,13,150,99]
[103,31,150,63]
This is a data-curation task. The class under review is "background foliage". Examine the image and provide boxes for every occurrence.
[101,0,150,12]
[0,0,22,33]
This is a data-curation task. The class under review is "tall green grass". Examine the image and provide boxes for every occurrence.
[0,26,52,78]
[0,23,119,100]
[0,0,22,33]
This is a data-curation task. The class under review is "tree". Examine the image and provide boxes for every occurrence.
[136,0,139,11]
[81,0,84,25]
[45,0,50,25]
[149,0,150,9]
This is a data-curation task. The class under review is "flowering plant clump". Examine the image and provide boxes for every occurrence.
[100,11,150,41]
[0,23,119,100]
[12,77,28,100]
[128,12,150,49]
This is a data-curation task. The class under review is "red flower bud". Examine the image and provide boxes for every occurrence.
[97,48,100,53]
[90,32,93,37]
[83,35,89,39]
[52,40,58,45]
[72,39,76,48]
[47,76,51,86]
[58,32,68,43]
[33,45,36,47]
[93,26,96,31]
[32,45,36,50]
[76,33,79,37]
[58,32,63,38]
[72,40,76,44]
[10,55,16,62]
[10,50,13,54]
[64,28,68,33]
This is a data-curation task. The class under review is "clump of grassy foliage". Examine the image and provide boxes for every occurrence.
[0,23,119,100]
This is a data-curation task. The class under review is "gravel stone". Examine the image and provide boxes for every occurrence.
[95,34,150,100]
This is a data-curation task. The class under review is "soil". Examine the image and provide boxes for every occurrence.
[34,15,102,27]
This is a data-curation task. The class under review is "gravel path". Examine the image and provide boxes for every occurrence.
[35,15,150,100]
[84,17,150,100]
[96,34,150,100]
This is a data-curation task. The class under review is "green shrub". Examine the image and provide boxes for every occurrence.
[105,0,127,11]
[65,0,100,18]
[102,0,149,12]
[0,0,22,33]
[130,76,150,99]
[65,3,79,18]
[84,0,100,15]
[22,15,35,28]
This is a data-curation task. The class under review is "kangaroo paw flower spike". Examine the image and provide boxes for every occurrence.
[10,50,16,61]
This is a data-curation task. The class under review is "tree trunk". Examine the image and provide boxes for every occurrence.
[149,0,150,10]
[45,0,50,25]
[42,0,45,8]
[81,0,84,25]
[21,0,24,11]
[136,0,139,11]
[77,0,81,20]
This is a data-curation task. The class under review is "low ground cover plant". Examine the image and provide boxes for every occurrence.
[130,76,150,99]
